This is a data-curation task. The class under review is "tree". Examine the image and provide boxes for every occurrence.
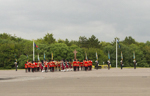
[122,36,136,45]
[78,36,88,48]
[43,33,56,44]
[88,35,100,48]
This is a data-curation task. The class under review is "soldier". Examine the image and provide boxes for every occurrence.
[14,61,17,71]
[73,59,77,71]
[80,61,83,71]
[107,60,110,70]
[84,60,88,71]
[76,60,80,71]
[89,59,92,71]
[133,60,136,69]
[34,61,37,72]
[40,60,43,72]
[31,61,35,72]
[95,60,98,70]
[51,60,55,72]
[120,60,123,69]
[61,59,65,72]
[27,61,31,72]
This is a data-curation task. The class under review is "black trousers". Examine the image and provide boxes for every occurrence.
[121,65,122,69]
[85,67,88,71]
[28,68,30,72]
[108,65,110,70]
[74,66,76,71]
[51,67,54,72]
[77,67,79,71]
[15,65,17,71]
[32,68,34,72]
[134,64,136,69]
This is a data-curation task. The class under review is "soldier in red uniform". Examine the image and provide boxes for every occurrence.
[80,61,83,71]
[76,60,80,71]
[84,60,88,71]
[31,61,35,72]
[89,59,93,71]
[73,59,77,71]
[51,60,55,72]
[34,61,37,72]
[27,61,31,72]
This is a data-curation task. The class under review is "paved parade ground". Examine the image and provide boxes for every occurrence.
[1,68,150,96]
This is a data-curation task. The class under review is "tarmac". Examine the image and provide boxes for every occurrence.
[0,68,150,96]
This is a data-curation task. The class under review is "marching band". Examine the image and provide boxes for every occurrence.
[24,59,93,73]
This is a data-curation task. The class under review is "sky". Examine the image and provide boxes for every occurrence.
[0,0,150,42]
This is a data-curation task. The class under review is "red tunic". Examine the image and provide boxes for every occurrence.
[73,61,77,67]
[76,61,80,67]
[25,64,28,68]
[51,61,55,67]
[89,61,92,66]
[84,61,88,67]
[80,62,83,67]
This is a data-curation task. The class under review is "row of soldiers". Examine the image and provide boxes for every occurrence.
[24,59,93,72]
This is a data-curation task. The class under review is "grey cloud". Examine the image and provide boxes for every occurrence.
[0,0,150,42]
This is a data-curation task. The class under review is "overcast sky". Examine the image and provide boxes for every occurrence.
[0,0,150,42]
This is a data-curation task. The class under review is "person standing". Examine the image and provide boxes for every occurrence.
[31,61,35,72]
[89,60,92,71]
[107,60,110,70]
[51,60,55,72]
[14,61,17,71]
[133,60,136,69]
[84,60,88,71]
[120,60,123,69]
[95,60,98,70]
[73,60,77,71]
[27,61,31,72]
[80,61,83,71]
[76,60,80,71]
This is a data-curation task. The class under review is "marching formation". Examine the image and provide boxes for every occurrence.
[24,59,93,73]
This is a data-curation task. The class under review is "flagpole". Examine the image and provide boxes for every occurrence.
[33,39,34,61]
[116,37,117,68]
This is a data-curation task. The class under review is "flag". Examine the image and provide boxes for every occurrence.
[15,55,17,62]
[85,52,88,60]
[133,51,135,60]
[108,51,110,60]
[44,53,45,60]
[96,51,98,60]
[121,51,123,60]
[51,53,53,60]
[34,43,40,50]
[38,53,40,61]
[117,39,121,48]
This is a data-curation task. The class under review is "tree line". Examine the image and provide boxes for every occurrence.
[0,33,150,69]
